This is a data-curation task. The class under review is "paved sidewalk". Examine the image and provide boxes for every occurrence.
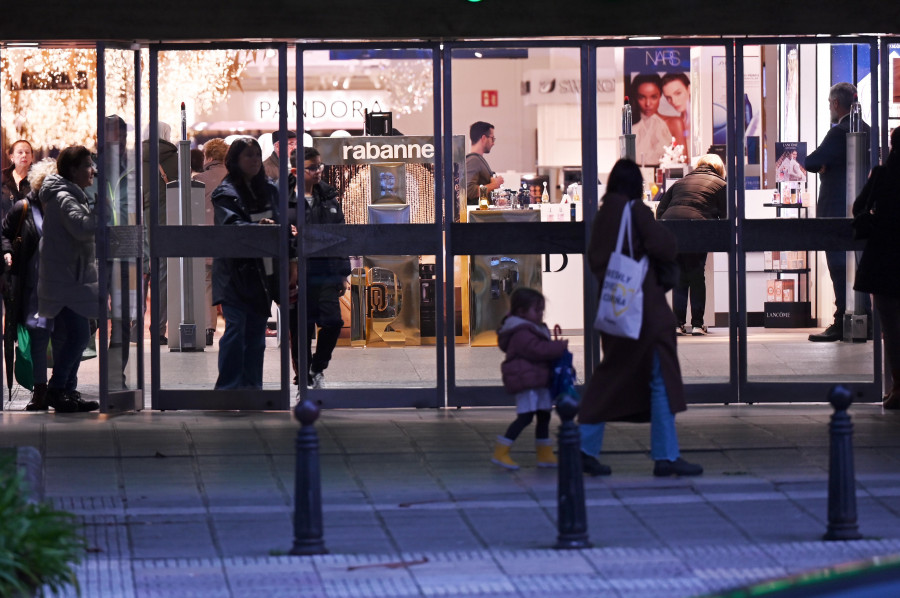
[4,403,900,597]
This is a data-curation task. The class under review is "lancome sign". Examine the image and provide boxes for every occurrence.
[522,69,617,105]
[253,91,389,126]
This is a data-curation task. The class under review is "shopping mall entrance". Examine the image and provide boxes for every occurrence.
[0,36,893,412]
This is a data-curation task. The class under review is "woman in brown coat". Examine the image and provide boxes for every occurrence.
[578,159,702,477]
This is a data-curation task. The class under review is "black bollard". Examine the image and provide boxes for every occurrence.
[290,399,328,555]
[554,394,592,549]
[823,384,862,541]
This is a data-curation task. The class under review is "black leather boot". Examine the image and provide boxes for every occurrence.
[26,383,49,411]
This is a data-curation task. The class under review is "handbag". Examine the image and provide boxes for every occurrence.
[549,325,577,403]
[14,324,34,391]
[593,200,649,340]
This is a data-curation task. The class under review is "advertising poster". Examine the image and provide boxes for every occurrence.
[624,47,691,166]
[893,50,900,119]
[774,141,807,183]
[712,54,762,160]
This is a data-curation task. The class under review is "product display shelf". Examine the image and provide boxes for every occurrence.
[762,200,813,328]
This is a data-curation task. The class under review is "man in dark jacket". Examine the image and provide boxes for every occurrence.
[657,153,727,335]
[140,122,178,344]
[805,82,871,342]
[302,146,351,388]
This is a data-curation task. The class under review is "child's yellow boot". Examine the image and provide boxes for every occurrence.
[535,438,558,468]
[491,436,519,470]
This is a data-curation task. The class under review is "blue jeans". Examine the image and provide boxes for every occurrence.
[580,350,680,461]
[48,307,89,392]
[215,303,268,390]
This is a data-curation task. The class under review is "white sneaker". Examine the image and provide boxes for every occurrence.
[311,371,325,389]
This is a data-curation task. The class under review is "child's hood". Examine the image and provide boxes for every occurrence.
[497,315,551,352]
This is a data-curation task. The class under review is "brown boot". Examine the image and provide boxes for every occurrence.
[26,383,49,411]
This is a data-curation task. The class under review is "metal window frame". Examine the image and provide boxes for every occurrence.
[147,41,291,411]
[294,42,446,409]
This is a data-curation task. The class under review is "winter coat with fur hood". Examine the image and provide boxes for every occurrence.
[497,315,567,394]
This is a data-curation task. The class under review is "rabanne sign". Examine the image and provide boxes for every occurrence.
[315,135,467,165]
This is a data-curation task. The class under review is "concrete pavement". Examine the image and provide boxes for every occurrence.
[4,403,900,597]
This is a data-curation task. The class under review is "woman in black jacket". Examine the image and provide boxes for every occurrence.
[854,127,900,408]
[211,137,280,390]
[1,158,55,410]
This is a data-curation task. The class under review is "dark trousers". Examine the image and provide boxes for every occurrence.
[48,307,90,392]
[306,281,344,376]
[215,303,267,390]
[874,294,900,390]
[504,410,552,441]
[825,250,872,321]
[673,252,708,328]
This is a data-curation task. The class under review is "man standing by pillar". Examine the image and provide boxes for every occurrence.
[302,147,350,388]
[805,82,871,342]
[465,122,504,206]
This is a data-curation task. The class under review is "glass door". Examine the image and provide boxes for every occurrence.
[97,43,144,411]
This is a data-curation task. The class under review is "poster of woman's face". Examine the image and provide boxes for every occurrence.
[625,47,691,165]
[774,141,807,183]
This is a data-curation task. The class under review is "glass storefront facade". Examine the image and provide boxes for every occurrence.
[1,35,897,411]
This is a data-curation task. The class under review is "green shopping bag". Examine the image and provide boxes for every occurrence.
[15,324,34,391]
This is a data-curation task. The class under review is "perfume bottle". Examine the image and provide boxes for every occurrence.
[520,182,531,205]
[849,101,862,133]
[541,181,549,203]
[622,98,632,135]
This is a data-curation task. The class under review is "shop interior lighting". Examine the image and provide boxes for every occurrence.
[1,48,249,149]
[628,36,661,41]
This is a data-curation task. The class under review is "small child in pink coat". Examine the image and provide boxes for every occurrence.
[491,287,568,470]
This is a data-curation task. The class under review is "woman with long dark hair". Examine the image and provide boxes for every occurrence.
[37,145,99,412]
[854,127,900,408]
[211,137,280,389]
[578,159,701,477]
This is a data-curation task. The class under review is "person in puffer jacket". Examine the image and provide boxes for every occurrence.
[491,287,568,471]
[37,145,100,413]
[656,153,727,336]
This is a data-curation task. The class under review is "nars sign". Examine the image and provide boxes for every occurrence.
[522,69,617,105]
[254,91,388,125]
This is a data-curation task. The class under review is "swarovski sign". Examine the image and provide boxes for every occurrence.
[522,69,617,105]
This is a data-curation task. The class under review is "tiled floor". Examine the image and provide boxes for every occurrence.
[1,326,880,412]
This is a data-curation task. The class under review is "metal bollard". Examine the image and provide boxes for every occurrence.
[290,399,328,555]
[823,384,863,541]
[554,394,592,549]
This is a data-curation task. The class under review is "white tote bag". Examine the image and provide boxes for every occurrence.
[593,201,648,340]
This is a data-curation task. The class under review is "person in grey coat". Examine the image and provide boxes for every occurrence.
[37,145,100,412]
